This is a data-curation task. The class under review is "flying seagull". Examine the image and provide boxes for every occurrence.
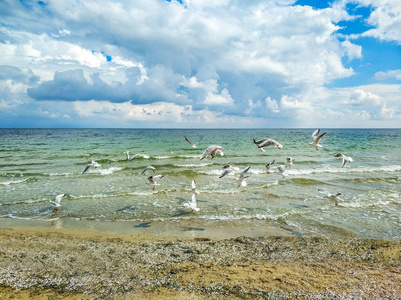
[200,145,224,160]
[265,159,275,173]
[285,157,294,168]
[50,193,67,207]
[82,159,101,174]
[124,151,130,160]
[309,129,326,151]
[334,153,353,168]
[235,166,251,188]
[318,189,342,206]
[140,166,156,175]
[219,164,240,178]
[183,136,204,148]
[183,193,200,212]
[191,180,200,194]
[276,166,286,179]
[147,175,164,191]
[253,138,282,152]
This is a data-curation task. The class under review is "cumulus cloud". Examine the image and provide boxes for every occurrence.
[347,89,382,106]
[0,0,400,128]
[359,0,401,43]
[203,88,234,106]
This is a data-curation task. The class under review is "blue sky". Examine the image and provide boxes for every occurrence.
[1,0,400,128]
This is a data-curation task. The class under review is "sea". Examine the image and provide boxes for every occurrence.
[0,128,400,240]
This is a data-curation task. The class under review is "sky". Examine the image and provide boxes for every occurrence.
[1,0,400,128]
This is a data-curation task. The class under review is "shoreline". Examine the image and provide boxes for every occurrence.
[1,223,401,299]
[0,215,363,241]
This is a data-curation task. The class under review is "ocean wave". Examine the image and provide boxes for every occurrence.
[7,214,60,221]
[285,165,401,176]
[0,178,37,185]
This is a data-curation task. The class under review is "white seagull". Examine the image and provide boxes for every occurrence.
[276,166,286,179]
[200,145,224,160]
[50,193,67,207]
[235,166,251,188]
[183,193,200,212]
[183,136,204,148]
[219,164,240,178]
[82,159,101,174]
[147,175,164,191]
[253,138,282,152]
[334,153,353,168]
[124,151,131,160]
[140,166,156,175]
[318,189,342,207]
[130,154,150,160]
[285,157,294,168]
[265,159,275,173]
[191,180,200,194]
[309,129,326,151]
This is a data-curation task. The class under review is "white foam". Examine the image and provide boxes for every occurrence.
[98,167,123,175]
[0,178,29,185]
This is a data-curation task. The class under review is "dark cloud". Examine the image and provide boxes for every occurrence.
[0,65,40,85]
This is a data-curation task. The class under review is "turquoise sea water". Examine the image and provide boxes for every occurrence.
[0,128,400,239]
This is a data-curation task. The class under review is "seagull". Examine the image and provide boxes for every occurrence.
[235,166,251,188]
[309,129,326,151]
[334,153,353,168]
[285,157,294,168]
[200,145,224,160]
[276,166,286,179]
[50,193,67,207]
[124,151,130,160]
[191,180,200,194]
[265,159,275,173]
[82,159,101,174]
[183,193,200,212]
[130,154,150,160]
[140,166,156,175]
[318,189,342,206]
[253,138,282,152]
[183,136,204,148]
[147,175,164,191]
[219,164,240,178]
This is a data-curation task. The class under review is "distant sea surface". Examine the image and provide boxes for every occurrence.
[1,128,400,240]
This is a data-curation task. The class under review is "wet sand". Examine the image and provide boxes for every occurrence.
[0,225,400,299]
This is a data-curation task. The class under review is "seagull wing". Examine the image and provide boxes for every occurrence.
[200,145,214,160]
[191,180,196,190]
[54,194,66,205]
[239,166,251,179]
[312,129,320,139]
[314,132,326,143]
[124,151,130,160]
[219,169,231,178]
[82,164,91,174]
[184,136,195,147]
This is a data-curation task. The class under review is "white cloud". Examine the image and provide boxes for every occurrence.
[375,69,401,80]
[265,97,280,113]
[341,40,362,60]
[203,88,234,106]
[347,89,382,106]
[0,0,400,128]
[359,0,401,43]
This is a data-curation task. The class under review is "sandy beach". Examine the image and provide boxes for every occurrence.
[0,226,400,299]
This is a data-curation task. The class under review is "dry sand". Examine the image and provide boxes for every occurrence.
[0,227,400,299]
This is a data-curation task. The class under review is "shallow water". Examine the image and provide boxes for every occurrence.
[0,128,400,239]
